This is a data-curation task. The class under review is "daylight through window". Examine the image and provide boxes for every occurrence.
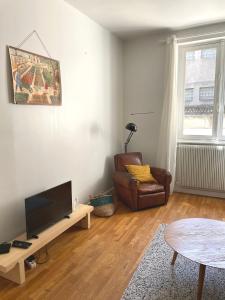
[178,41,225,140]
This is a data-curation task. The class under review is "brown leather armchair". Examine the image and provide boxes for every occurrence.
[113,152,172,210]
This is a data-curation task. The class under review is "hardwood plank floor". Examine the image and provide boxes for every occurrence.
[1,192,225,300]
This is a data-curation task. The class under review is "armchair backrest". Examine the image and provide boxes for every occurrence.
[114,152,143,172]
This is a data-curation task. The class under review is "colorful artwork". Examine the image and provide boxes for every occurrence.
[8,46,62,105]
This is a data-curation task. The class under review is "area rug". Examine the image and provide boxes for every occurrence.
[121,224,225,300]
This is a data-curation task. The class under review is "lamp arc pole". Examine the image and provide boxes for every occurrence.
[124,112,154,153]
[124,123,137,153]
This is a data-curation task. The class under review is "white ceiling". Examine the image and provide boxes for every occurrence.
[66,0,225,39]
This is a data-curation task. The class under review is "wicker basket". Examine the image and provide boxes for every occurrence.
[90,193,117,217]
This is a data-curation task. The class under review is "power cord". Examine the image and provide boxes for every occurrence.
[35,246,50,264]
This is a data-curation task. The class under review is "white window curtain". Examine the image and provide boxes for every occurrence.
[156,35,178,192]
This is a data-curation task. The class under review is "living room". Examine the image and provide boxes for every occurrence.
[1,0,225,299]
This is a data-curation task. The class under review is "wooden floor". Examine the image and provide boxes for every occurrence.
[1,192,225,300]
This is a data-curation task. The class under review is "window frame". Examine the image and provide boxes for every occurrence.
[178,41,225,143]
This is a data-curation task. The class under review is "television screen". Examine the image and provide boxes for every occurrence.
[25,181,72,239]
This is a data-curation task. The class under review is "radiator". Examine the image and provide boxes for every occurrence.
[176,144,225,191]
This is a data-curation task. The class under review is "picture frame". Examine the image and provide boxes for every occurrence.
[8,46,62,105]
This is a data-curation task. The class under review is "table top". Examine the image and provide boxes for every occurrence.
[164,218,225,269]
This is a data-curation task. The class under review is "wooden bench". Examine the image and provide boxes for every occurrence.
[0,204,93,285]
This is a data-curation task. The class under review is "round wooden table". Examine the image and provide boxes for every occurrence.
[164,218,225,300]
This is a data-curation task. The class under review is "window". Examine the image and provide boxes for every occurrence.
[201,48,217,59]
[199,87,214,102]
[178,42,225,140]
[185,88,194,102]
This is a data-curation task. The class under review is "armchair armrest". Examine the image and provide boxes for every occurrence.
[151,167,172,185]
[151,167,172,203]
[113,171,138,188]
[113,171,138,210]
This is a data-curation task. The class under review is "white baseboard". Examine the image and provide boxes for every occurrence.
[174,185,225,199]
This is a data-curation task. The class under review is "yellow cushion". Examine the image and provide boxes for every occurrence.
[125,164,156,183]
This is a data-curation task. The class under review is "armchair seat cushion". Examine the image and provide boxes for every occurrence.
[138,182,164,195]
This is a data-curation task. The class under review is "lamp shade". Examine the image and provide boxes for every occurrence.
[125,123,137,132]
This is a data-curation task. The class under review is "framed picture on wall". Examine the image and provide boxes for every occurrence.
[8,46,62,105]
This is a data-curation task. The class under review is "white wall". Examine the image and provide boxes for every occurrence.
[0,0,124,241]
[124,22,225,165]
[124,32,168,164]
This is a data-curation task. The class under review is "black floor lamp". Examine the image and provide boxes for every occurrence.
[124,123,137,153]
[124,111,154,153]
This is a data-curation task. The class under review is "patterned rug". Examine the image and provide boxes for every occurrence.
[122,224,225,300]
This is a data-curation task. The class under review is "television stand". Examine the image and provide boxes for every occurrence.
[0,204,93,285]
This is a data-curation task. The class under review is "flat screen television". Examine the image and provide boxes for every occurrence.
[25,181,72,239]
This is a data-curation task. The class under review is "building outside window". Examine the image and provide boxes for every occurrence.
[201,48,217,59]
[185,88,194,102]
[199,87,214,102]
[186,51,195,60]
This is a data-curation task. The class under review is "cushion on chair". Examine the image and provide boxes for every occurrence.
[138,182,164,195]
[125,164,156,183]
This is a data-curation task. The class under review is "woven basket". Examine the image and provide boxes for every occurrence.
[90,194,117,217]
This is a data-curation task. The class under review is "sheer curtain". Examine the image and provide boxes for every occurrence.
[156,35,178,192]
